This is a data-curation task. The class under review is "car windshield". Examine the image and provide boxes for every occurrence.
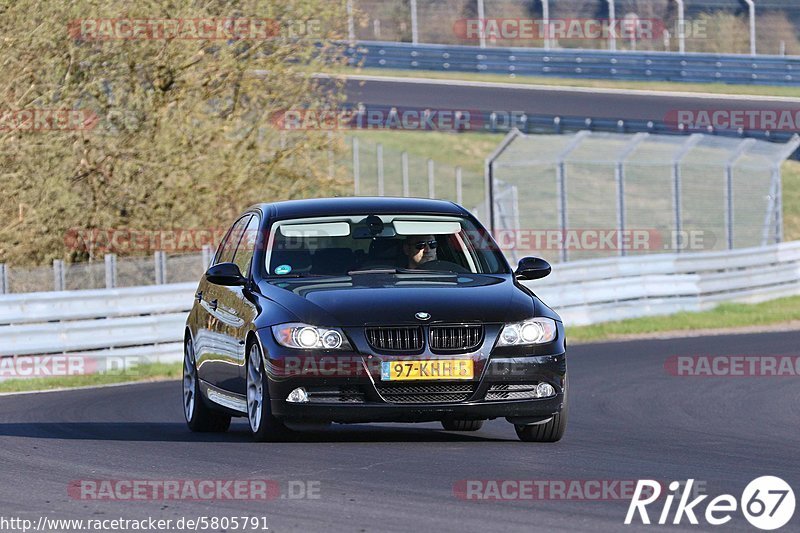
[265,215,509,277]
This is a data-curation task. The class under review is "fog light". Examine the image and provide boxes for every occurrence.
[536,382,555,398]
[287,387,309,403]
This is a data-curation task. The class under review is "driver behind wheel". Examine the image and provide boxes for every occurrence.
[403,234,438,269]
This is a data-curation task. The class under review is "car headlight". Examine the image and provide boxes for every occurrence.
[497,318,557,346]
[271,323,352,350]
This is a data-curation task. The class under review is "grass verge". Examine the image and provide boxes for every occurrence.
[350,130,503,175]
[0,362,182,394]
[567,295,800,344]
[326,66,800,98]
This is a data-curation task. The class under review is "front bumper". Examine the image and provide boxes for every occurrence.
[266,353,567,424]
[273,395,564,424]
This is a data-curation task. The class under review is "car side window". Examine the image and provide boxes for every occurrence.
[215,215,251,265]
[232,214,260,278]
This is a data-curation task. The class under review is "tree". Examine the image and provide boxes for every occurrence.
[0,0,348,265]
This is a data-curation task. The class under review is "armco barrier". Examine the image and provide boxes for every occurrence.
[0,241,798,380]
[345,41,800,86]
[530,241,800,325]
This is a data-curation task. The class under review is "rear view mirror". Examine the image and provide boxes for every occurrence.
[515,257,552,281]
[205,262,246,286]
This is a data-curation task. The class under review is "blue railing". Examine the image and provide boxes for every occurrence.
[345,41,800,86]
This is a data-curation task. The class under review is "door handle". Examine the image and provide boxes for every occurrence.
[195,291,203,302]
[210,299,218,311]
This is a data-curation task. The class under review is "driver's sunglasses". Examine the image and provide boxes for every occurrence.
[413,240,438,250]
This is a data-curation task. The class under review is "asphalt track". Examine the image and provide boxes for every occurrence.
[342,76,800,124]
[1,330,798,532]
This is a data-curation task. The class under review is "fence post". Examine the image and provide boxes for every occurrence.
[555,131,592,262]
[542,0,552,51]
[202,244,213,269]
[672,134,703,254]
[484,130,522,234]
[154,251,167,285]
[725,139,756,250]
[377,143,385,196]
[744,0,756,56]
[427,159,435,199]
[0,263,8,294]
[401,152,410,197]
[53,259,65,291]
[616,133,649,257]
[456,166,463,205]
[477,0,486,49]
[352,137,360,195]
[105,253,117,289]
[775,167,784,243]
[674,0,686,53]
[556,162,568,262]
[410,0,419,44]
[346,0,355,42]
[606,0,617,52]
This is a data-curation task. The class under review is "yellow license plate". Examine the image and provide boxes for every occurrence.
[380,360,474,381]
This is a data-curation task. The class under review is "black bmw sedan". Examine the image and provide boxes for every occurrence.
[183,197,567,442]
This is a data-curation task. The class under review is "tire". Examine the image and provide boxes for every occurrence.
[246,342,290,442]
[514,377,568,443]
[183,337,231,433]
[441,419,484,432]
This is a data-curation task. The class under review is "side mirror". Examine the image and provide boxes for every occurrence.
[515,257,552,281]
[205,262,246,286]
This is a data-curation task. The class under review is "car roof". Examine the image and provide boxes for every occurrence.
[250,197,470,220]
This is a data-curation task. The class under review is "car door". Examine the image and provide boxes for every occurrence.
[224,213,261,395]
[196,214,251,389]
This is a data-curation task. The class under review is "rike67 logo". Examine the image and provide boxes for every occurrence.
[625,477,795,530]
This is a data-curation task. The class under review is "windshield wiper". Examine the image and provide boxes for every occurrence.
[347,268,401,275]
[347,268,458,276]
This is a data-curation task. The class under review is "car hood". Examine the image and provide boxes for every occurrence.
[258,273,537,327]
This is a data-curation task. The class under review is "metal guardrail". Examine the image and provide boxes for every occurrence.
[345,41,800,86]
[529,241,800,326]
[0,281,196,358]
[1,241,799,380]
[0,283,195,325]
